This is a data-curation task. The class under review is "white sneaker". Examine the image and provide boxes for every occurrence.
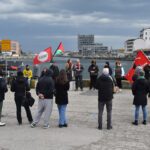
[119,89,122,92]
[0,122,6,126]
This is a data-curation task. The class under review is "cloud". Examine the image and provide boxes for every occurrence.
[0,12,112,26]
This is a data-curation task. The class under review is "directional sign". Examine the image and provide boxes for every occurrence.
[1,40,11,51]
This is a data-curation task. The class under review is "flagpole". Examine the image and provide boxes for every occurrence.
[50,42,62,63]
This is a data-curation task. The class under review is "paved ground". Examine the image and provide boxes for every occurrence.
[0,88,150,150]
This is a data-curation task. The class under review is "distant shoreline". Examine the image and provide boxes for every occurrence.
[0,55,134,61]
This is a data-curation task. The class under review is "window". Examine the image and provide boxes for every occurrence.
[145,37,147,40]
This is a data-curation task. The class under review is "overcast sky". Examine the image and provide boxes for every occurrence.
[0,0,150,53]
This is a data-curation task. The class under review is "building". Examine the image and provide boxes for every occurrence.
[125,28,150,54]
[0,40,20,56]
[78,34,108,56]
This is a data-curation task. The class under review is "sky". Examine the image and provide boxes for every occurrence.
[0,0,150,53]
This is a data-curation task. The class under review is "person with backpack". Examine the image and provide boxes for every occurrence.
[11,71,33,125]
[0,70,8,126]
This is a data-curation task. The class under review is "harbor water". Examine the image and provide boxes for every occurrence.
[17,57,133,79]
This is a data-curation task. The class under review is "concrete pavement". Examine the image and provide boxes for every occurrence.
[0,88,150,150]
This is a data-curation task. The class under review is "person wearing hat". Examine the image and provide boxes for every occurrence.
[132,70,150,125]
[96,68,114,130]
[0,70,8,126]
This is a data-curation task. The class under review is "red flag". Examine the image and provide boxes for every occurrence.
[125,50,150,83]
[33,47,52,66]
[11,66,18,70]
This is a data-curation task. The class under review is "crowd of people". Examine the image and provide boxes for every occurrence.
[0,59,150,130]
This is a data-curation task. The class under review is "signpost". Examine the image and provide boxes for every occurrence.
[1,40,11,78]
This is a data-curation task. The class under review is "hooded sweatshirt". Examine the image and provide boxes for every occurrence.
[36,69,54,99]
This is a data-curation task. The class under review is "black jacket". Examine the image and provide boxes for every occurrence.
[36,70,54,99]
[0,77,8,102]
[49,65,59,80]
[132,78,150,106]
[88,64,99,76]
[11,76,30,97]
[55,81,70,105]
[96,74,113,102]
[144,65,150,80]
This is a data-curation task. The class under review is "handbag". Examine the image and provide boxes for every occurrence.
[21,92,35,107]
[26,91,35,107]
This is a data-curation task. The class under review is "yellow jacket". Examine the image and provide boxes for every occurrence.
[23,69,32,79]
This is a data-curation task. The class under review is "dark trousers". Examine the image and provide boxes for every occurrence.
[15,96,33,124]
[98,100,112,128]
[116,78,122,88]
[90,75,97,89]
[75,75,83,90]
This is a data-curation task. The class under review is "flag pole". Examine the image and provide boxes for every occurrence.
[50,42,62,63]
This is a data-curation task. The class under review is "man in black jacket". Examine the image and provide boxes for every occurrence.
[49,61,59,81]
[96,68,114,130]
[11,71,33,125]
[31,69,54,129]
[0,69,8,126]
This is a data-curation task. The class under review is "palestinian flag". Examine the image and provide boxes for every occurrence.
[54,42,65,56]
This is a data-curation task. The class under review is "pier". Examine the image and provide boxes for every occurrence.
[0,88,150,150]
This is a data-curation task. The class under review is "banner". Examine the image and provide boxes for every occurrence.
[33,47,52,66]
[125,50,150,83]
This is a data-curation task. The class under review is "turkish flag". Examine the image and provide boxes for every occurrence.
[125,50,150,83]
[33,47,52,66]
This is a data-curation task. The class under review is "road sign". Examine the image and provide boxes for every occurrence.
[1,40,11,51]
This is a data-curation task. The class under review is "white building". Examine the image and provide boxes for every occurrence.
[125,28,150,53]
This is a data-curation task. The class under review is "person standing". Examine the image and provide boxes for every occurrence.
[144,64,150,97]
[55,69,70,128]
[88,60,99,90]
[96,68,114,130]
[31,69,54,129]
[73,59,84,91]
[11,71,33,125]
[23,65,32,86]
[104,61,112,76]
[50,61,59,81]
[0,70,8,126]
[132,70,150,125]
[65,59,73,81]
[114,61,125,91]
[132,65,143,82]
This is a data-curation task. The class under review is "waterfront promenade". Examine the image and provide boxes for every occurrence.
[0,88,150,150]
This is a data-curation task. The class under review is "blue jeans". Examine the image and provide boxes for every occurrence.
[27,79,31,87]
[135,105,147,121]
[57,105,67,125]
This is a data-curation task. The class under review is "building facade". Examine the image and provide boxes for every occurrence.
[78,34,108,56]
[125,28,150,53]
